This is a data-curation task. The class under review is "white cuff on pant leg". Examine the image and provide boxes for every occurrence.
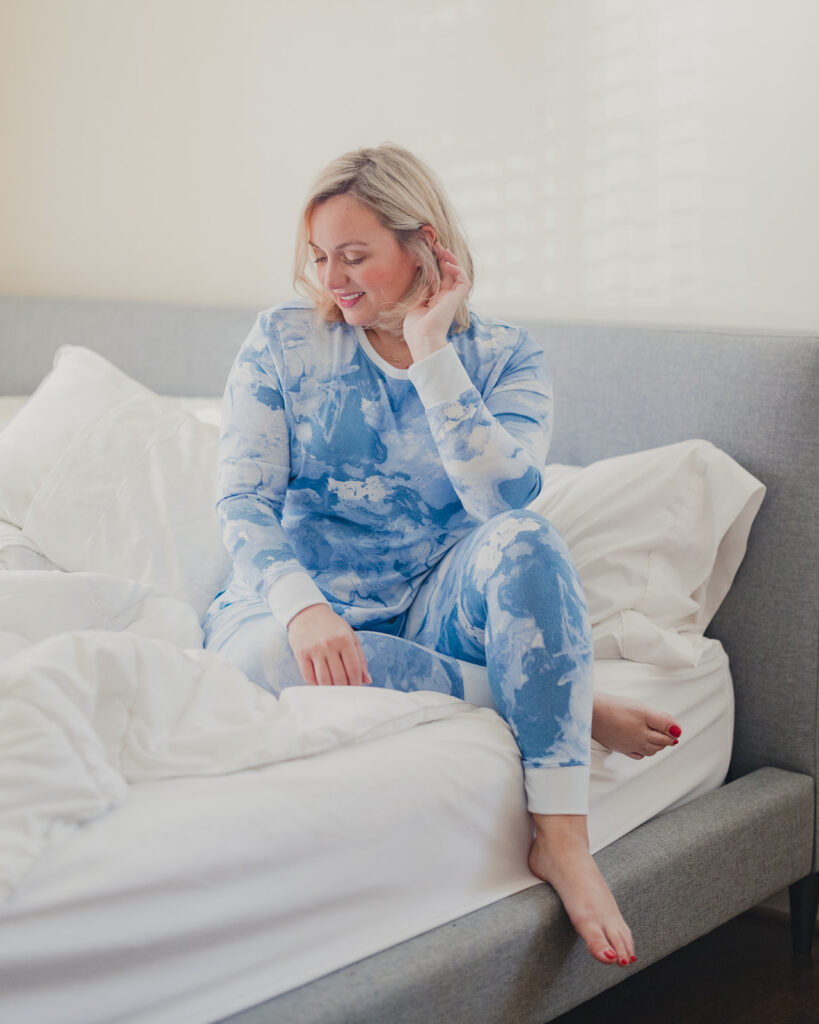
[523,764,589,815]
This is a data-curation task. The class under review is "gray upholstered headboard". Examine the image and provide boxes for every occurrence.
[0,296,255,398]
[2,295,818,816]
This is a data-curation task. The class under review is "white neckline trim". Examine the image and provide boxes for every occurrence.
[354,326,411,380]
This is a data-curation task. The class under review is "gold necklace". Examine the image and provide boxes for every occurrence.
[367,329,412,367]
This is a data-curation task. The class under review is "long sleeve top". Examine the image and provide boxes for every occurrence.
[216,302,553,628]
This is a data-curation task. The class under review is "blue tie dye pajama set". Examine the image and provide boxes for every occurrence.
[203,303,594,814]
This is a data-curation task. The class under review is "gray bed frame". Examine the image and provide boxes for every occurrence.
[2,296,817,1024]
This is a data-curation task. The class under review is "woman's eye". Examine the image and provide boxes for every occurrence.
[311,253,363,265]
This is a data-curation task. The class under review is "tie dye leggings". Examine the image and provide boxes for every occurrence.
[203,509,593,815]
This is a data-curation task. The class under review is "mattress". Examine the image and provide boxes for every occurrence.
[0,637,732,1024]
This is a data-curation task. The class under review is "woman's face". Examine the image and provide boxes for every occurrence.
[308,194,419,331]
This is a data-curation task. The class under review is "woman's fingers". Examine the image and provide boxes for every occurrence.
[312,646,355,686]
[403,240,470,349]
[296,653,318,686]
[344,632,372,685]
[433,241,469,286]
[339,641,368,686]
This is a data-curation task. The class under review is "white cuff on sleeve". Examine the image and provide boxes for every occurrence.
[407,344,474,408]
[267,572,330,628]
[523,764,589,815]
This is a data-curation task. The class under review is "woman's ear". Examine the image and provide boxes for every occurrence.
[419,224,437,248]
[415,225,439,276]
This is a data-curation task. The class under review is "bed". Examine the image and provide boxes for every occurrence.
[0,296,816,1024]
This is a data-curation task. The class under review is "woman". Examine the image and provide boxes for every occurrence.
[204,143,681,966]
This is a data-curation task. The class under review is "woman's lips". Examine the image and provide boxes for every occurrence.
[336,292,364,309]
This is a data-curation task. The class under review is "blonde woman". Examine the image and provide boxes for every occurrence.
[204,144,681,966]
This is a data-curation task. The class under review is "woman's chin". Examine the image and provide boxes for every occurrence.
[343,308,380,333]
[336,303,367,327]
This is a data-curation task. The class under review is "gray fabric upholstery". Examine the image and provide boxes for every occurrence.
[0,295,253,397]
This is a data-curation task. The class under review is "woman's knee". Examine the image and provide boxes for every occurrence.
[471,510,588,627]
[475,508,573,573]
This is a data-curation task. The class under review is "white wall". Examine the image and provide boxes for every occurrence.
[1,0,817,330]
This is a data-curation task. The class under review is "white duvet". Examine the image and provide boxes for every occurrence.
[0,569,471,903]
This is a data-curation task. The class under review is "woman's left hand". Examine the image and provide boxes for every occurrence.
[403,241,471,361]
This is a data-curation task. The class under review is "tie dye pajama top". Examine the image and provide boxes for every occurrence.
[215,302,553,629]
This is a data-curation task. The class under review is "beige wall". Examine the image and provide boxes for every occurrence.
[2,0,817,330]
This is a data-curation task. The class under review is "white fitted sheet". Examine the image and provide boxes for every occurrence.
[0,637,732,1024]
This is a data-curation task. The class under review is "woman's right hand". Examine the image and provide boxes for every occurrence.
[287,604,373,687]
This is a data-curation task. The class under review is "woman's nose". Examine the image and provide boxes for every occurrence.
[324,257,348,291]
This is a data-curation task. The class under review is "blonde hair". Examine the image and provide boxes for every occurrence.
[293,143,473,333]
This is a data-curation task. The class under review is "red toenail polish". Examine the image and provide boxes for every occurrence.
[620,958,628,965]
[604,950,616,959]
[630,955,637,962]
[672,739,679,745]
[669,725,682,737]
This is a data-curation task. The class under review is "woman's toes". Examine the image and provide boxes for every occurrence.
[643,725,680,753]
[611,936,635,966]
[586,929,621,965]
[577,917,636,967]
[594,937,634,966]
[646,710,682,740]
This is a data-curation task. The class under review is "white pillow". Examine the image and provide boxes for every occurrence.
[529,440,765,668]
[0,347,147,528]
[18,347,230,619]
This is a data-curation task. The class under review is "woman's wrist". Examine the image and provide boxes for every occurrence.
[407,344,473,407]
[405,334,448,363]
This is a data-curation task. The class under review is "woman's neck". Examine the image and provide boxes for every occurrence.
[365,327,413,368]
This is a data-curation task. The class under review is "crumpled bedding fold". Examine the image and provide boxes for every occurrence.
[0,570,470,903]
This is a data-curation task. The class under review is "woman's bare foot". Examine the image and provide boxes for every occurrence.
[592,693,681,760]
[529,813,635,966]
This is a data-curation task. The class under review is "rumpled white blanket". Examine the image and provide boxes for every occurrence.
[0,570,469,903]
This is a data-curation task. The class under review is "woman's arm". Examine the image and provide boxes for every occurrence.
[217,316,329,626]
[218,315,369,686]
[404,245,552,521]
[408,330,553,521]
